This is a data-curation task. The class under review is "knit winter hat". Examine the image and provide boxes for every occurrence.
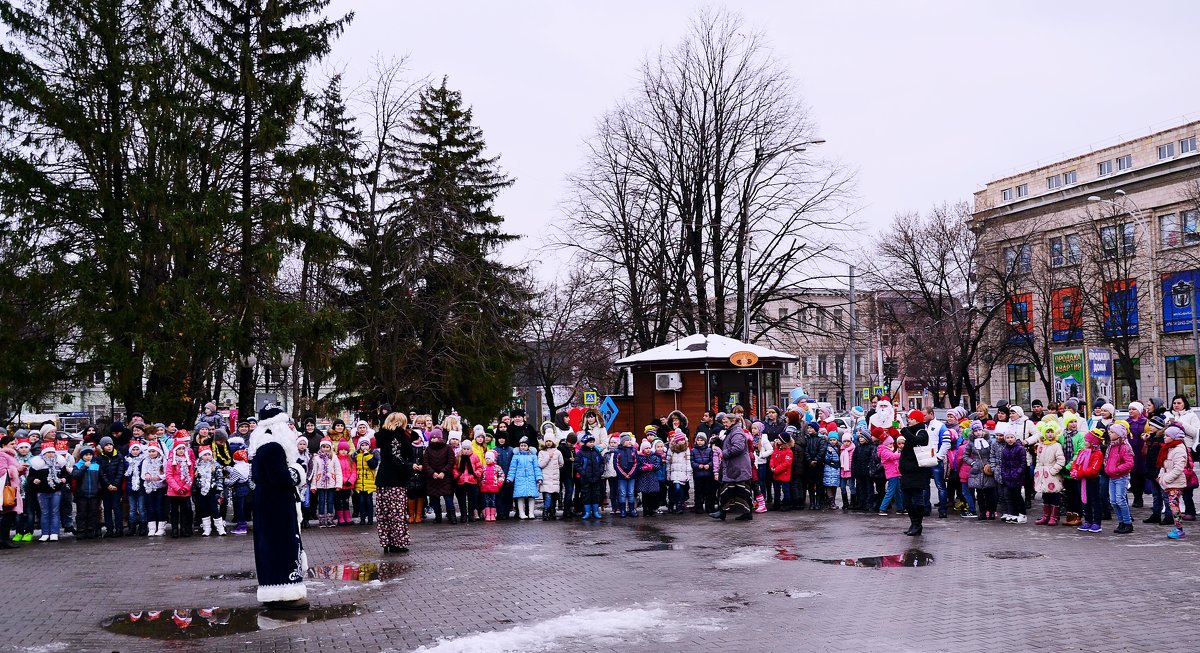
[643,424,657,435]
[1108,422,1129,441]
[1129,401,1145,414]
[1148,415,1167,431]
[296,435,308,445]
[907,409,925,424]
[841,432,853,442]
[358,436,373,449]
[337,440,351,452]
[319,437,333,449]
[1084,429,1103,447]
[1009,406,1025,420]
[670,430,687,446]
[460,441,473,453]
[1100,403,1115,417]
[639,439,653,453]
[694,432,708,443]
[473,424,485,437]
[1164,425,1185,441]
[1065,398,1079,411]
[428,428,444,442]
[752,421,765,433]
[99,436,114,448]
[970,420,984,433]
[485,450,496,463]
[81,446,95,456]
[39,423,56,437]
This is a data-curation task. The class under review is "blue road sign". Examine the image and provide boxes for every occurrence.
[597,396,619,431]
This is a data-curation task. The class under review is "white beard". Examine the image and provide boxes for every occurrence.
[248,412,301,463]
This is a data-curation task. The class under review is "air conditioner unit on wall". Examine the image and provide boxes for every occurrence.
[656,372,682,391]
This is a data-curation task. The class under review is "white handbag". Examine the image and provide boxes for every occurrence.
[915,445,938,468]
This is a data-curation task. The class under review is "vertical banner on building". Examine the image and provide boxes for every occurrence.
[1162,269,1200,333]
[1052,349,1085,404]
[1086,347,1113,408]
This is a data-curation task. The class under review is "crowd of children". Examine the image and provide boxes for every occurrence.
[3,395,1198,548]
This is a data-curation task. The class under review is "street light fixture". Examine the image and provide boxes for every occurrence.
[742,139,826,343]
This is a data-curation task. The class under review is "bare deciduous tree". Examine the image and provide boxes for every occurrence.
[553,8,853,354]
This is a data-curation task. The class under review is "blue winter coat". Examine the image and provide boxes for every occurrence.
[507,449,543,498]
[822,445,841,487]
[575,447,604,483]
[636,453,662,493]
[72,460,102,498]
[691,446,714,478]
[493,445,514,477]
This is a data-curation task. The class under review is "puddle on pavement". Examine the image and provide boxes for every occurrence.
[810,549,935,568]
[183,571,257,581]
[986,551,1044,560]
[775,547,800,561]
[101,604,361,640]
[306,562,411,581]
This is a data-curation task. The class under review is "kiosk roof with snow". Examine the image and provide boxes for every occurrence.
[615,334,797,366]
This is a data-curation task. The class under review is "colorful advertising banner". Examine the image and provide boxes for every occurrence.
[1052,349,1084,404]
[1162,269,1200,333]
[1086,347,1113,408]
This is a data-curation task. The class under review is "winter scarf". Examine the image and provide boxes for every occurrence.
[230,460,251,485]
[41,451,64,490]
[1158,439,1185,469]
[124,451,146,492]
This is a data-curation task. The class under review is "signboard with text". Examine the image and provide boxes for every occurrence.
[1162,269,1200,333]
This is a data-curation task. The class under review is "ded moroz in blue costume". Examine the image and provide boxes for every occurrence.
[248,402,309,609]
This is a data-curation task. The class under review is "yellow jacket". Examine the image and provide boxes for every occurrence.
[353,451,377,493]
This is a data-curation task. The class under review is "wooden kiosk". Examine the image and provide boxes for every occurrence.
[612,334,797,434]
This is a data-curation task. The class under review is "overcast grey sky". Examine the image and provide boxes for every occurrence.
[325,0,1200,276]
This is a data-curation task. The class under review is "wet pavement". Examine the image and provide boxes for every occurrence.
[0,503,1193,652]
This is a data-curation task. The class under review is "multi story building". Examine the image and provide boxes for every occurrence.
[970,120,1200,408]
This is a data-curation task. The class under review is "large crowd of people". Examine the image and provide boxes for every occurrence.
[2,393,1198,553]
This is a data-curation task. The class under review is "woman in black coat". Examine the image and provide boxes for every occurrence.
[899,420,932,536]
[375,413,416,553]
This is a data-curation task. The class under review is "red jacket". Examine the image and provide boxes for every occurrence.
[454,454,483,486]
[480,462,505,492]
[769,448,793,482]
[1072,447,1103,479]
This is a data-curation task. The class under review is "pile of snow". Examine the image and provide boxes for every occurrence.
[411,605,719,653]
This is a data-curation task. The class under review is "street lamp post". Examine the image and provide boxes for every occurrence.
[741,139,826,343]
[1171,280,1200,401]
[279,352,294,417]
[1088,190,1158,397]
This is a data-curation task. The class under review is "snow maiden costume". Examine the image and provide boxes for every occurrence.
[249,403,309,609]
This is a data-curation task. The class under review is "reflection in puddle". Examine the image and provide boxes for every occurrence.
[101,604,361,640]
[306,562,411,581]
[810,549,935,568]
[628,543,681,552]
[186,571,257,581]
[774,547,800,561]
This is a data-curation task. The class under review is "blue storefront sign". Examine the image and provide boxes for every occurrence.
[1162,269,1200,333]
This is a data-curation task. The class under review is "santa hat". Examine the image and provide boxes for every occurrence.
[127,441,142,452]
[319,437,333,448]
[145,441,163,455]
[233,449,249,462]
[296,435,309,445]
[15,438,30,450]
[198,446,213,458]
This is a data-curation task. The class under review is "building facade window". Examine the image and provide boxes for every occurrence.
[1100,223,1134,258]
[1007,363,1034,408]
[815,310,827,331]
[817,354,828,377]
[1016,183,1029,198]
[1182,136,1197,154]
[800,356,808,377]
[778,307,789,323]
[1182,211,1200,245]
[797,308,807,327]
[1161,213,1181,246]
[1005,243,1032,273]
[832,308,843,327]
[835,355,845,378]
[1001,188,1014,202]
[1098,160,1113,176]
[1159,143,1176,160]
[1166,355,1197,406]
[1117,154,1132,171]
[1063,170,1077,184]
[1113,358,1141,407]
[1047,174,1061,189]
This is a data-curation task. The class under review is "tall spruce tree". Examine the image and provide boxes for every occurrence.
[393,78,530,417]
[189,0,351,416]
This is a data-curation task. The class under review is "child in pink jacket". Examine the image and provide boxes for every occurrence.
[335,440,357,526]
[877,436,904,515]
[165,440,194,538]
[480,450,505,521]
[1104,422,1135,534]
